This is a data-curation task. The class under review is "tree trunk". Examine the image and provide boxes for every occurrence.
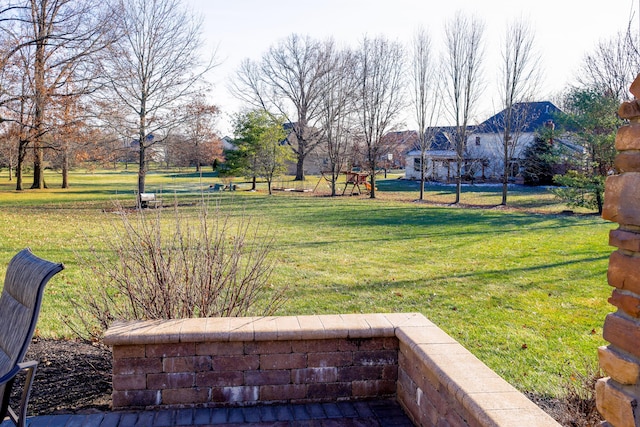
[419,154,425,201]
[138,144,146,207]
[251,175,256,191]
[501,144,509,206]
[596,187,603,215]
[455,160,461,204]
[501,128,510,206]
[369,156,377,199]
[294,155,305,181]
[369,173,376,199]
[62,151,69,188]
[32,144,45,189]
[331,165,337,197]
[31,6,46,190]
[16,146,25,191]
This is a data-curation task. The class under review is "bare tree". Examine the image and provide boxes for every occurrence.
[318,46,357,196]
[579,29,638,102]
[355,35,406,199]
[6,0,115,189]
[99,0,215,203]
[49,87,86,188]
[0,122,20,180]
[443,12,485,204]
[0,39,33,190]
[498,18,540,205]
[410,26,441,201]
[231,34,333,181]
[181,94,221,172]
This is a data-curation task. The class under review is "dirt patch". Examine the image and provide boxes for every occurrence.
[9,338,112,416]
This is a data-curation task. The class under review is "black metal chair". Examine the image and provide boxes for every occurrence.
[0,249,64,426]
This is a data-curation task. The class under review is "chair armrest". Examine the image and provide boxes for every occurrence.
[0,366,21,386]
[0,360,38,386]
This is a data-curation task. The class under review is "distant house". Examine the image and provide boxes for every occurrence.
[380,131,419,169]
[404,101,567,182]
[128,133,166,163]
[221,136,237,151]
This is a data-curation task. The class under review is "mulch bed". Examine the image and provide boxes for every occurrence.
[9,338,112,416]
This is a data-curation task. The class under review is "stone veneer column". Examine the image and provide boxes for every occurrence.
[599,75,640,427]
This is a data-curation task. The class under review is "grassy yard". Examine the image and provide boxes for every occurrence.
[0,168,614,398]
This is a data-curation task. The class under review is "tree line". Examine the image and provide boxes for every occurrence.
[0,0,218,204]
[0,0,635,209]
[229,14,638,209]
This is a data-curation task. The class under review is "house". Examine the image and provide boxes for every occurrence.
[405,101,563,182]
[221,136,237,151]
[127,133,166,163]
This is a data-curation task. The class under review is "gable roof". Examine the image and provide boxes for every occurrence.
[476,101,561,133]
[403,101,563,156]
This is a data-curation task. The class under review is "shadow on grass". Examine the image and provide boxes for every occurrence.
[280,202,605,239]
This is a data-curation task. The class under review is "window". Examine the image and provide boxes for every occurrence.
[414,158,422,172]
[475,136,481,146]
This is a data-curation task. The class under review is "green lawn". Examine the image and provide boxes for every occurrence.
[0,168,614,397]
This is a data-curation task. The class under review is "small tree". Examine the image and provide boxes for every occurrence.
[229,110,291,194]
[254,125,294,195]
[521,125,557,186]
[181,94,221,172]
[552,87,620,214]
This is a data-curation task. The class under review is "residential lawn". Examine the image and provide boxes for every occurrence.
[0,167,614,398]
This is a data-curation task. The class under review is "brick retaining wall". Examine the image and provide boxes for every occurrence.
[104,313,560,427]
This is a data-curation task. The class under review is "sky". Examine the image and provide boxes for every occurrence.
[184,0,638,136]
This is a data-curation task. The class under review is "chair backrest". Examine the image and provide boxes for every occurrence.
[0,249,64,395]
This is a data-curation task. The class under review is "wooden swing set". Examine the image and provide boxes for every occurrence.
[313,171,373,195]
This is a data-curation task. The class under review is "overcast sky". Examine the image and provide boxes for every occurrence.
[184,0,638,135]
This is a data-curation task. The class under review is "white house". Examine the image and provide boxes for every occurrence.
[405,101,563,182]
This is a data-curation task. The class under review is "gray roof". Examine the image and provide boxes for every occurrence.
[404,101,562,155]
[475,101,561,133]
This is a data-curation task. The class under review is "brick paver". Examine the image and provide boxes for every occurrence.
[1,399,414,426]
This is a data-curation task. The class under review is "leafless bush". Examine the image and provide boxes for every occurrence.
[557,360,603,427]
[71,200,286,338]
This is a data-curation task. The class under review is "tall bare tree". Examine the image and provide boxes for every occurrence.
[355,35,406,199]
[443,12,485,204]
[498,18,540,205]
[231,34,333,181]
[100,0,215,202]
[410,26,441,201]
[5,0,115,189]
[318,46,357,196]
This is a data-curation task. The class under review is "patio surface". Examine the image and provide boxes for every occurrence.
[1,399,414,426]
